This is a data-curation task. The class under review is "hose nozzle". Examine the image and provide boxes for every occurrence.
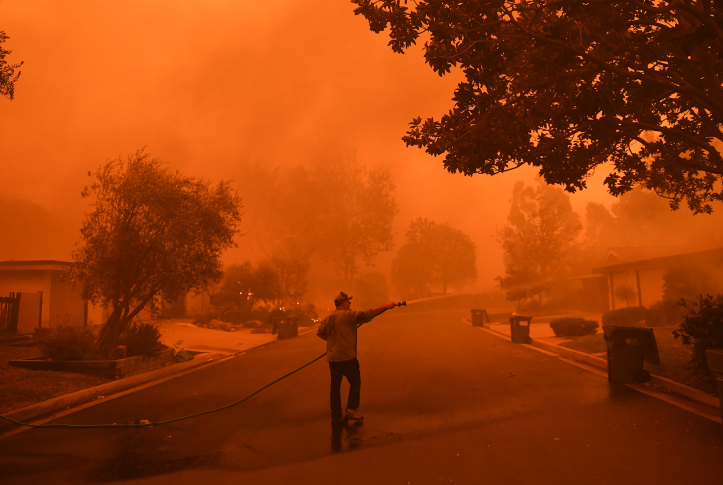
[396,301,406,307]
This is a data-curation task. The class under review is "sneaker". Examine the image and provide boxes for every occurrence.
[345,408,364,421]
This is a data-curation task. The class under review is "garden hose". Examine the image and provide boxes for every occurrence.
[0,351,328,429]
[0,302,413,430]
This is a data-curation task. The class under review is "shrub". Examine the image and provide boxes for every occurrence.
[646,299,687,327]
[36,325,96,361]
[673,295,723,371]
[192,313,218,326]
[286,303,319,327]
[119,321,164,356]
[602,306,648,327]
[208,319,233,332]
[549,317,599,337]
[243,320,264,329]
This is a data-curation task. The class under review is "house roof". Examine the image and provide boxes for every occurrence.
[0,260,73,272]
[601,246,695,266]
[592,246,723,274]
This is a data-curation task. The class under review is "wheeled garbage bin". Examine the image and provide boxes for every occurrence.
[509,314,533,344]
[471,309,488,327]
[274,317,299,340]
[603,326,660,383]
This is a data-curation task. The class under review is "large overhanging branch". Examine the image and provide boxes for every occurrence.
[495,3,723,117]
[609,118,723,173]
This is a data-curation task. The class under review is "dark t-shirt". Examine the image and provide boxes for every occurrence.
[317,308,374,362]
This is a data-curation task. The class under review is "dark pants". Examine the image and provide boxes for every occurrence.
[329,358,361,420]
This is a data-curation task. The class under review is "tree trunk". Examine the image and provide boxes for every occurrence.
[97,308,130,355]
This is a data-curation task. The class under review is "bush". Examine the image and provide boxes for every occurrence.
[673,295,723,371]
[192,313,216,326]
[286,303,319,327]
[646,299,687,327]
[549,317,599,337]
[242,320,264,329]
[119,321,164,356]
[36,325,96,361]
[601,306,648,327]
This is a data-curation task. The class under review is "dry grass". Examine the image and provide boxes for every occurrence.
[0,345,110,415]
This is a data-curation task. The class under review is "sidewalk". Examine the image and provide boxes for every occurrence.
[158,319,277,354]
[487,322,607,358]
[478,319,721,415]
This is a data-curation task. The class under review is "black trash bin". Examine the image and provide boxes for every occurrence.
[603,326,660,383]
[509,314,532,344]
[274,317,298,340]
[471,309,488,327]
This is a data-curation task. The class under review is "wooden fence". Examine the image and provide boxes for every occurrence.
[0,292,21,333]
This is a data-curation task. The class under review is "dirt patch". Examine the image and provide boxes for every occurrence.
[0,345,110,415]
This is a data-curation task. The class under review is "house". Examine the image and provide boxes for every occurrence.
[592,246,723,310]
[0,260,89,333]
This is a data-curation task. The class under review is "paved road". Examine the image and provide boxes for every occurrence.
[1,309,722,484]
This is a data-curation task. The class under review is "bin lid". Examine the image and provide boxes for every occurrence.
[509,314,533,323]
[602,326,660,365]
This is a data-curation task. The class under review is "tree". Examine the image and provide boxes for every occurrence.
[220,257,308,310]
[580,185,723,267]
[0,31,22,100]
[663,265,716,301]
[497,180,582,304]
[392,218,477,297]
[391,240,433,298]
[355,271,391,309]
[217,262,258,312]
[614,283,637,308]
[315,153,398,288]
[72,150,241,352]
[268,257,309,308]
[352,1,723,213]
[234,161,321,261]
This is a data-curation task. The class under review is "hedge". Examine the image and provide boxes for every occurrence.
[549,317,599,337]
[601,306,648,327]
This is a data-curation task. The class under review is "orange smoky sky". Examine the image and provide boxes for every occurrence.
[1,0,616,290]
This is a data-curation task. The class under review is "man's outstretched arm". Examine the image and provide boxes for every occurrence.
[356,302,398,327]
[371,302,397,317]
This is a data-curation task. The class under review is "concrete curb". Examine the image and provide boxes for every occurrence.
[472,319,721,410]
[0,328,317,430]
[0,351,225,430]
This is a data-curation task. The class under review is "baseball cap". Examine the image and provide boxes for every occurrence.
[334,291,353,306]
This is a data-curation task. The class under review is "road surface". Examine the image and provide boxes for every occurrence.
[1,309,721,484]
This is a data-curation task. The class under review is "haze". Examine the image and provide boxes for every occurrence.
[1,0,717,295]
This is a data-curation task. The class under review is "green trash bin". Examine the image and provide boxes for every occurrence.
[509,314,532,344]
[274,317,298,340]
[603,326,660,383]
[471,309,488,327]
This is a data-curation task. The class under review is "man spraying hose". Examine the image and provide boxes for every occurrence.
[317,292,398,426]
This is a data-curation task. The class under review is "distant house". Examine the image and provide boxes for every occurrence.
[592,246,723,310]
[0,260,88,333]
